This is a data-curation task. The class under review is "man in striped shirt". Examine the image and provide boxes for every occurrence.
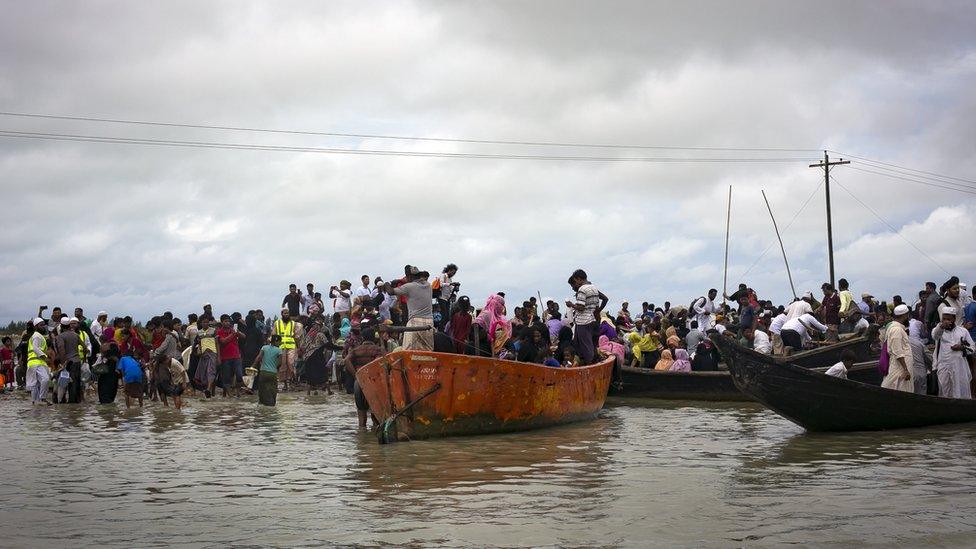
[565,269,608,365]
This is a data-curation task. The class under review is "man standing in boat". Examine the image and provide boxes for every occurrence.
[565,269,608,365]
[691,289,718,331]
[932,307,975,399]
[384,266,434,351]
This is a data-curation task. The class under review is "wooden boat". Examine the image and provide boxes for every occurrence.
[613,366,752,401]
[772,324,879,369]
[355,350,615,443]
[613,361,878,402]
[714,335,976,432]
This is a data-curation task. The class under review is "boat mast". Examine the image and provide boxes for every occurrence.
[809,151,850,288]
[761,190,798,300]
[722,185,732,307]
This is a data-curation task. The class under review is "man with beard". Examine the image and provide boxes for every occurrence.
[932,308,975,399]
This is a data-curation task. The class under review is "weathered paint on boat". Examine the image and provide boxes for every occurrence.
[356,351,614,442]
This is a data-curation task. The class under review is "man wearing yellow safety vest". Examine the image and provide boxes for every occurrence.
[26,318,52,405]
[274,308,298,391]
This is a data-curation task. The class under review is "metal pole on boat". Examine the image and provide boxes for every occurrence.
[722,185,732,307]
[809,151,850,288]
[761,190,798,300]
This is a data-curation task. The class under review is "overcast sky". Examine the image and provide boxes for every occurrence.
[2,1,975,322]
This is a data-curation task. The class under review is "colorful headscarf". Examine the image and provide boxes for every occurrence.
[475,294,510,343]
[669,348,692,372]
[654,349,674,371]
[598,335,626,367]
[339,318,352,339]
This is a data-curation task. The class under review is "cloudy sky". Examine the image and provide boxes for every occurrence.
[2,1,975,322]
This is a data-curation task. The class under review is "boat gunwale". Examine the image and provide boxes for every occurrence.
[716,335,976,408]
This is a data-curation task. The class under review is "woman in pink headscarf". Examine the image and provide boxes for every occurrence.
[669,348,692,372]
[598,335,626,369]
[473,294,510,357]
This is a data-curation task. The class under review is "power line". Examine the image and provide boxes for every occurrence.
[739,181,823,279]
[0,130,822,163]
[846,158,976,192]
[843,165,976,196]
[0,111,821,153]
[828,150,976,187]
[830,174,950,276]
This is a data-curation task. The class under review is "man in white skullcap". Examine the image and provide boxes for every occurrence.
[932,307,975,399]
[881,304,914,393]
[26,318,52,405]
[91,311,108,339]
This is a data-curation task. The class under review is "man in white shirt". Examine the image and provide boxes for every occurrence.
[91,311,107,339]
[769,312,787,355]
[691,289,718,331]
[745,327,772,355]
[303,283,316,315]
[780,313,828,353]
[824,350,857,379]
[353,275,375,314]
[785,294,814,320]
[330,280,352,318]
[932,307,974,399]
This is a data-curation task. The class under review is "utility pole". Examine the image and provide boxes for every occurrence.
[809,151,850,288]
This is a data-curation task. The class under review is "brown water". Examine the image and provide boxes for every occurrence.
[3,390,976,547]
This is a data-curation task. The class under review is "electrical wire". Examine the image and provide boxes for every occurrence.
[828,150,976,187]
[0,110,822,153]
[0,130,822,163]
[739,181,823,279]
[843,165,976,196]
[830,174,950,276]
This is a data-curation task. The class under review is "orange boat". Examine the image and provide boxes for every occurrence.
[355,350,615,443]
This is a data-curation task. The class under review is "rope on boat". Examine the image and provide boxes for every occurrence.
[378,382,442,444]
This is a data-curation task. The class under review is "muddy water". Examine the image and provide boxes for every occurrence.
[3,391,976,547]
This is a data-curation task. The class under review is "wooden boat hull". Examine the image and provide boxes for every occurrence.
[771,325,879,369]
[613,366,752,401]
[714,335,976,432]
[356,351,614,442]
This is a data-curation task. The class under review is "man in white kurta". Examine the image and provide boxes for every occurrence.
[691,289,718,332]
[932,308,974,399]
[881,306,914,393]
[26,318,52,405]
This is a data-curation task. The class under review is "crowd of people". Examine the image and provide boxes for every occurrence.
[3,264,974,421]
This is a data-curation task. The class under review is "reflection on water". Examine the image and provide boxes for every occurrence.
[4,390,976,546]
